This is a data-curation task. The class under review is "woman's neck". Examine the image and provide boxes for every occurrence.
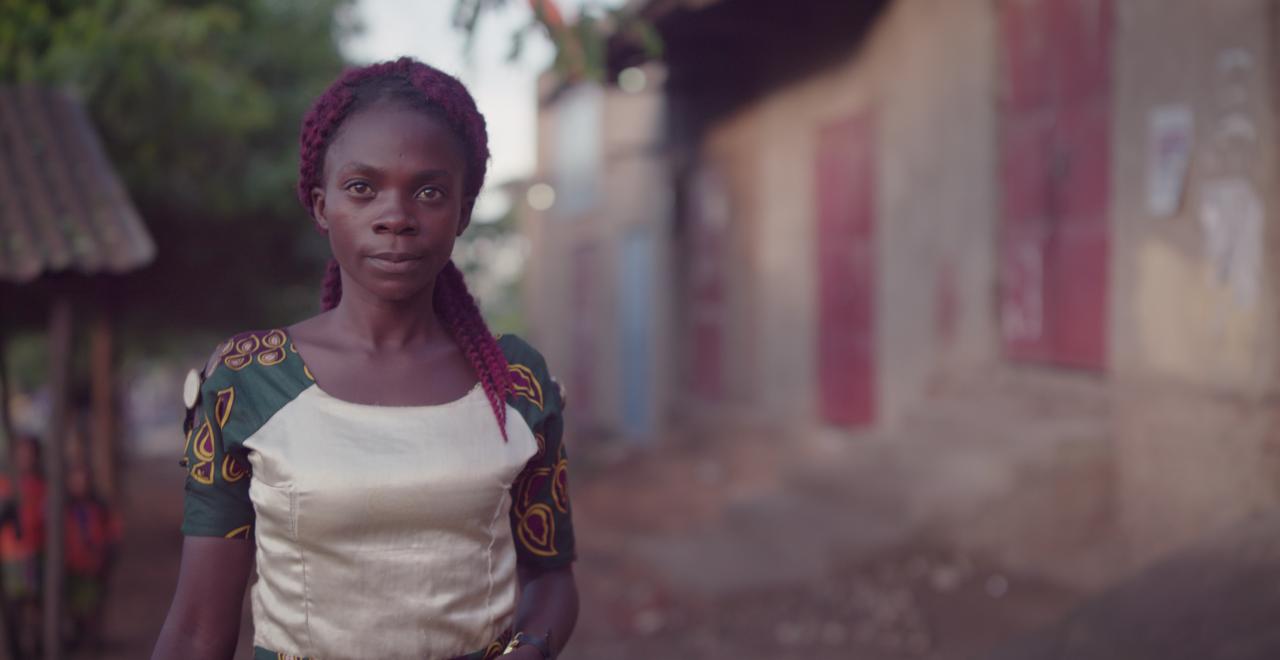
[328,276,448,351]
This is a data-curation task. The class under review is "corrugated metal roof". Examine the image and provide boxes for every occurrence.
[0,86,155,283]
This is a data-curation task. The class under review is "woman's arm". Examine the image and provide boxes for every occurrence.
[151,536,254,660]
[511,562,579,658]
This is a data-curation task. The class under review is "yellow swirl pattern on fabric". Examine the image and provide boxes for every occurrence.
[514,467,551,516]
[533,432,546,462]
[215,387,235,429]
[507,363,544,410]
[257,329,288,366]
[517,503,557,557]
[192,418,215,462]
[221,453,248,483]
[190,460,214,485]
[552,459,570,514]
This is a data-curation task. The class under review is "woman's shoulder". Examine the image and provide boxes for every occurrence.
[190,328,315,445]
[496,333,548,370]
[201,328,295,377]
[496,334,565,414]
[198,329,312,407]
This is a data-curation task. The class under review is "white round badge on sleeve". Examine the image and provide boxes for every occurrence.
[183,368,201,410]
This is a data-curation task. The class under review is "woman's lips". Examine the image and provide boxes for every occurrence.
[367,252,424,273]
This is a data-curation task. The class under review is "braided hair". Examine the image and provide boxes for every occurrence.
[297,57,512,439]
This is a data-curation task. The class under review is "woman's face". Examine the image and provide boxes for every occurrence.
[311,101,471,305]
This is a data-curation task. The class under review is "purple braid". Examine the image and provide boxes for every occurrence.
[320,258,343,311]
[433,261,514,436]
[301,57,512,439]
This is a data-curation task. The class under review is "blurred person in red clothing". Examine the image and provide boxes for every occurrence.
[0,435,47,656]
[63,462,122,653]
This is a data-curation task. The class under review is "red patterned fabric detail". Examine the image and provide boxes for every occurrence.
[532,432,546,462]
[552,457,570,514]
[257,329,288,366]
[214,387,235,428]
[514,467,552,516]
[221,453,249,483]
[479,629,513,660]
[190,460,214,485]
[516,504,557,557]
[192,418,215,462]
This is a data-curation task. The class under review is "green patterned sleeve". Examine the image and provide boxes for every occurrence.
[180,374,254,540]
[508,352,577,569]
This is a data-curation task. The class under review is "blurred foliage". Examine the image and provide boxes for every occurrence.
[2,332,47,395]
[0,0,355,353]
[452,0,662,83]
[455,195,527,337]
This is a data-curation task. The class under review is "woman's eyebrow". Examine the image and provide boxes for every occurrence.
[335,162,452,180]
[336,161,381,177]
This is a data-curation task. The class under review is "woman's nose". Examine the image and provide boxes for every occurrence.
[372,200,418,235]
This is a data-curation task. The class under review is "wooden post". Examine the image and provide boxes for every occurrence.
[42,299,72,660]
[0,323,18,660]
[0,322,17,484]
[89,309,115,503]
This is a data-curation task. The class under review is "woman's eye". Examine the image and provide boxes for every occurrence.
[416,187,443,202]
[345,182,372,196]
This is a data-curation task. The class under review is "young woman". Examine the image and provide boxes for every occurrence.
[153,57,578,660]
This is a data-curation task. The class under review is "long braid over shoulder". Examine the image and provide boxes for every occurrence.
[299,57,512,439]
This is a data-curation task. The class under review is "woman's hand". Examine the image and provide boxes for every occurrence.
[513,563,578,658]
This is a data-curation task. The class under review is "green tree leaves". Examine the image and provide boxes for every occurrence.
[2,1,353,341]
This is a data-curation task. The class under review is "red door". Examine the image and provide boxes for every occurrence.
[998,0,1112,370]
[817,112,876,426]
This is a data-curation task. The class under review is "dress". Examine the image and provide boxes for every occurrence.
[179,329,575,660]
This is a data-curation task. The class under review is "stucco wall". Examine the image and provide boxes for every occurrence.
[691,0,999,428]
[1111,0,1280,393]
[526,69,671,438]
[1109,0,1280,564]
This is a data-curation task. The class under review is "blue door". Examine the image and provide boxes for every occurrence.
[620,228,654,439]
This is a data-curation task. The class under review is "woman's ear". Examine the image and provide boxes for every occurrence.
[311,187,330,234]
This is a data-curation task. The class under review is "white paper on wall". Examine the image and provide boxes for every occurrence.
[1199,177,1262,308]
[1146,104,1195,218]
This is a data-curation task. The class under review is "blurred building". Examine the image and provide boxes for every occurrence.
[522,60,672,440]
[522,0,1280,570]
